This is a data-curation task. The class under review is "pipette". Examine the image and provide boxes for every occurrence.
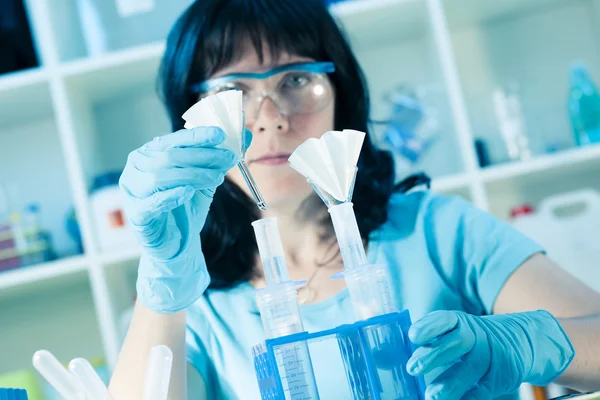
[238,113,267,211]
[252,217,319,399]
[32,350,86,400]
[68,358,114,400]
[143,345,173,400]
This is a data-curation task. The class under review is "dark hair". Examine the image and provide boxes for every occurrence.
[158,0,400,288]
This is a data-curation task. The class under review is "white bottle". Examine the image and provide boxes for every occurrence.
[90,184,138,253]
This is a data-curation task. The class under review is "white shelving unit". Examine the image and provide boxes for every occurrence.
[1,0,599,383]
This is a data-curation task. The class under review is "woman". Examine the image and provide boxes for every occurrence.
[111,1,600,399]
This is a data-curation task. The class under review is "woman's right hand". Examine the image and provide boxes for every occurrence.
[119,126,241,313]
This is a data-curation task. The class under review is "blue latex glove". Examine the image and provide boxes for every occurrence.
[406,310,575,400]
[119,126,251,313]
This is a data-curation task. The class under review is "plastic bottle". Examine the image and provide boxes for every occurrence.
[568,63,600,146]
[493,83,532,161]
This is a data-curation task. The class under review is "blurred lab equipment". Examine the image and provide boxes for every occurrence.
[65,208,84,255]
[32,350,86,400]
[33,346,172,400]
[68,359,114,400]
[0,388,28,399]
[493,83,532,162]
[509,203,535,220]
[474,138,491,167]
[0,184,55,271]
[382,85,438,167]
[568,63,600,146]
[42,358,109,400]
[0,0,38,75]
[89,171,138,252]
[511,189,600,293]
[75,0,191,56]
[252,130,424,400]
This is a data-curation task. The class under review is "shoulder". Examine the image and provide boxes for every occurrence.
[383,190,477,233]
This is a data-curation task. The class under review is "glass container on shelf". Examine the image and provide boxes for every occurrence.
[0,183,56,272]
[568,63,600,146]
[381,84,439,174]
[493,83,532,163]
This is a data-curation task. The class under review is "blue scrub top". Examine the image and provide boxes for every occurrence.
[185,191,543,399]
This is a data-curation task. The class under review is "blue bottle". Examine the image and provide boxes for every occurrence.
[568,63,600,146]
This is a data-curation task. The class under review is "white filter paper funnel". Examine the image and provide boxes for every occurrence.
[182,90,244,158]
[289,129,365,202]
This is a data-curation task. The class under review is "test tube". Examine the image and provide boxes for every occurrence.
[252,217,289,285]
[328,203,396,320]
[32,350,86,400]
[328,202,367,270]
[143,345,173,400]
[252,217,319,399]
[68,358,114,400]
[344,264,396,320]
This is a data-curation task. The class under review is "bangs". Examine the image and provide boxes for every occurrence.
[197,0,327,78]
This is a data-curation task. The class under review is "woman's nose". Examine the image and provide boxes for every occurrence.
[252,97,289,134]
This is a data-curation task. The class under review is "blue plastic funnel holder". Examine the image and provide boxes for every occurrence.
[253,310,425,400]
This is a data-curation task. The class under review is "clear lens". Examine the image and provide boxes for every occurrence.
[278,72,332,116]
[211,70,333,124]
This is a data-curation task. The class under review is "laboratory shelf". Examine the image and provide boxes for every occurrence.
[442,0,578,29]
[0,68,48,92]
[483,146,600,220]
[62,49,170,194]
[431,172,472,194]
[481,144,600,184]
[61,42,164,102]
[331,0,426,48]
[61,42,165,82]
[0,255,88,292]
[444,0,600,166]
[0,71,52,127]
[0,271,104,375]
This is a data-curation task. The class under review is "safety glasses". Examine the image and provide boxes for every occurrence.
[190,62,335,124]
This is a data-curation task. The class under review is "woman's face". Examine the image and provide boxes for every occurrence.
[208,44,335,212]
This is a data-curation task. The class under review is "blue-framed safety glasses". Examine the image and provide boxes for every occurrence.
[190,62,336,124]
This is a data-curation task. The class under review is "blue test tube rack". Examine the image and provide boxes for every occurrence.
[252,310,425,400]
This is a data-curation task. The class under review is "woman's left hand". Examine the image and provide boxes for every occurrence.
[406,310,575,400]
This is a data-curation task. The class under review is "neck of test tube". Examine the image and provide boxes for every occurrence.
[251,217,306,338]
[328,203,367,269]
[252,217,289,285]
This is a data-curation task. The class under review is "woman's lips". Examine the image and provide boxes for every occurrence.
[251,153,291,166]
